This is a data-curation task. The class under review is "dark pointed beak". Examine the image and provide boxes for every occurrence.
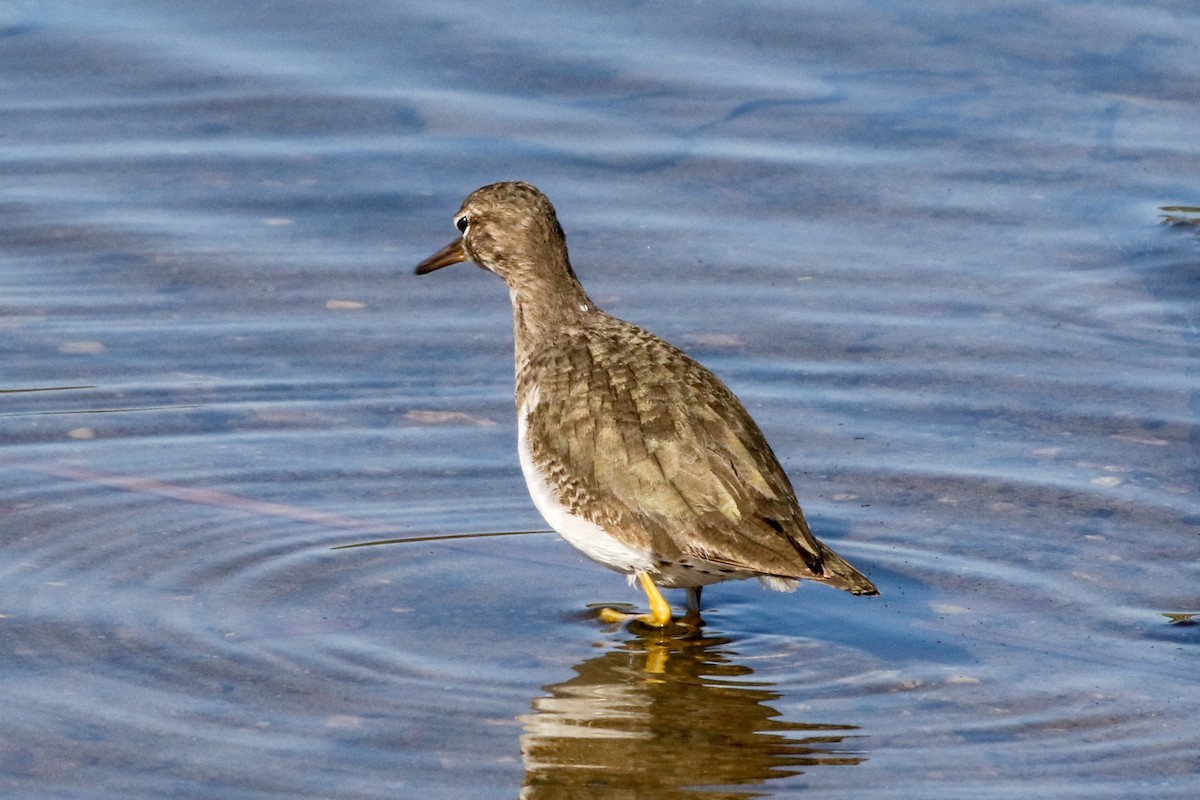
[414,238,468,275]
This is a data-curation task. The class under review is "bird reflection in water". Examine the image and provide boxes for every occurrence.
[519,632,866,798]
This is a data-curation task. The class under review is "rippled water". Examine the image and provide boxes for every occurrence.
[2,1,1198,798]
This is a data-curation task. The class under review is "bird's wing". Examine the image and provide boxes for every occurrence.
[521,318,827,578]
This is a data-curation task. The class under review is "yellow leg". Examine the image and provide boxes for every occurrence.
[596,571,675,628]
[636,571,674,628]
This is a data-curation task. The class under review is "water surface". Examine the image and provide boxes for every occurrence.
[2,1,1198,798]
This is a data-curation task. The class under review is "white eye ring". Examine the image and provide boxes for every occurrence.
[455,215,469,233]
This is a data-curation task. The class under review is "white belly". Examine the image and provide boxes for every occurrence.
[517,389,653,575]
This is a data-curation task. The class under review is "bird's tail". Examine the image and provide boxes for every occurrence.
[815,542,879,596]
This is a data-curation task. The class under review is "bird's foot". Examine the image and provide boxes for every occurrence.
[596,605,675,628]
[597,606,638,625]
[594,573,706,632]
[595,606,703,635]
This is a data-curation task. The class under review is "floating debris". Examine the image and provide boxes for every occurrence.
[1159,205,1200,226]
[57,340,105,354]
[404,409,498,426]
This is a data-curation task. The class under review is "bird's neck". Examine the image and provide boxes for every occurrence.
[508,266,597,368]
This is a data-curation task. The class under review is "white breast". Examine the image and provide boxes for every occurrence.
[517,387,652,575]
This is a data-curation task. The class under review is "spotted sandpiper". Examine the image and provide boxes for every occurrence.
[415,182,877,628]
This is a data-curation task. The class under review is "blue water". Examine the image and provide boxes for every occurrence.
[2,1,1198,798]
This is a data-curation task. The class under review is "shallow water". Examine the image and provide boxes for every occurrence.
[2,1,1199,798]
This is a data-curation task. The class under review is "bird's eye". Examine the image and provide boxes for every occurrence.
[455,215,469,233]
